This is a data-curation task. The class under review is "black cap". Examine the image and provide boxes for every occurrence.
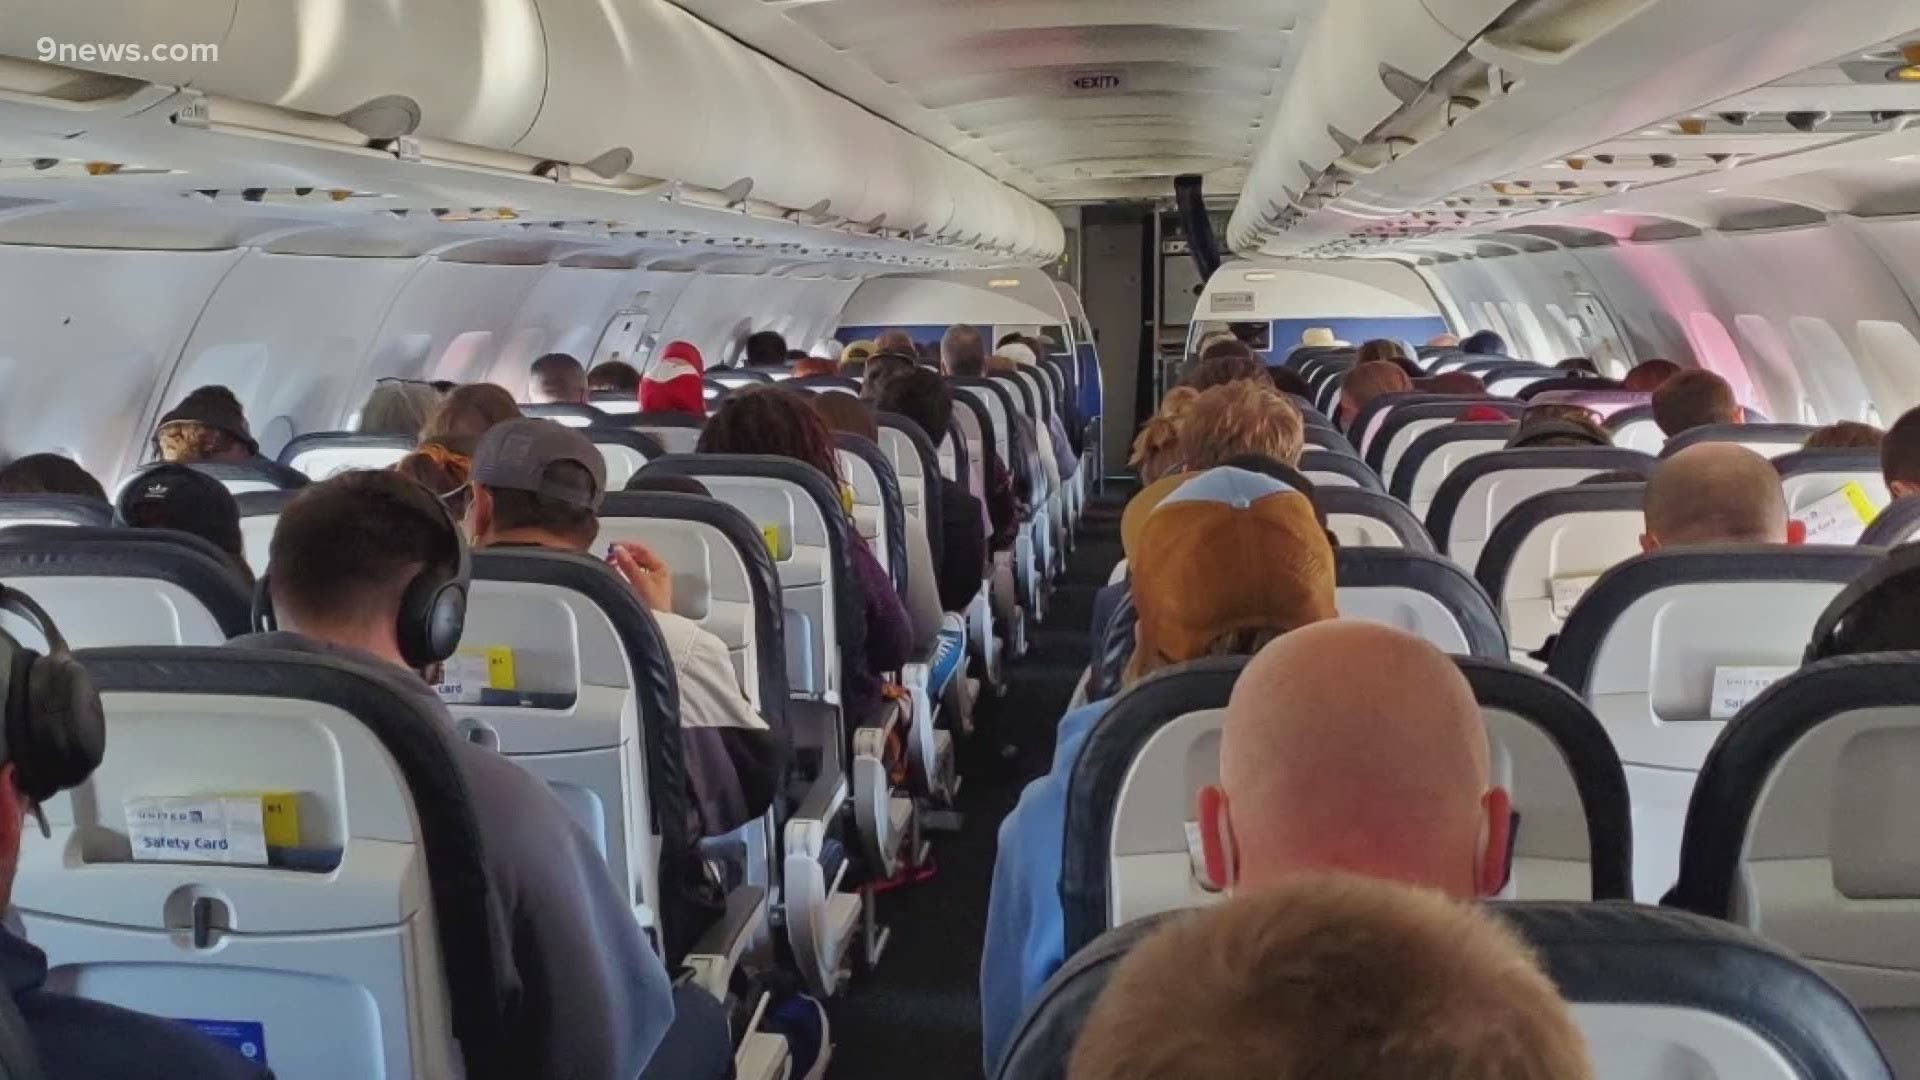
[115,463,244,562]
[157,386,257,455]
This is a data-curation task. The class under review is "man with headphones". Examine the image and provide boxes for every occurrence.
[0,588,269,1079]
[230,470,686,1079]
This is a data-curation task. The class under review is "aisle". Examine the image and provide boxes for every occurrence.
[825,492,1126,1080]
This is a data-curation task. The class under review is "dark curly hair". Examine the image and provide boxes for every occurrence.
[696,385,843,487]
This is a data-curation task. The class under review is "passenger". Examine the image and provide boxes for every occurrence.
[744,329,790,371]
[394,441,473,517]
[1335,361,1413,429]
[698,387,914,729]
[1300,327,1340,349]
[1622,358,1682,393]
[1885,405,1920,498]
[792,356,838,379]
[839,340,877,375]
[639,341,707,418]
[1357,339,1422,381]
[1068,875,1590,1080]
[875,368,990,614]
[981,467,1337,1071]
[587,360,642,396]
[786,349,812,365]
[422,383,521,443]
[151,385,306,486]
[233,470,701,1079]
[1419,371,1489,396]
[810,390,880,442]
[1268,367,1313,400]
[528,352,588,405]
[1805,420,1884,451]
[1652,369,1742,437]
[1641,443,1789,550]
[1460,330,1509,356]
[1127,387,1200,485]
[1427,332,1461,349]
[997,340,1079,483]
[1508,405,1610,449]
[357,379,441,437]
[0,672,270,1080]
[1557,357,1601,375]
[115,463,253,586]
[1180,343,1269,391]
[0,453,105,501]
[942,324,988,377]
[465,419,778,838]
[858,351,918,403]
[1178,382,1306,470]
[874,329,917,358]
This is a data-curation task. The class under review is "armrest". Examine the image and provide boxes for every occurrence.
[684,884,769,1000]
[792,770,847,830]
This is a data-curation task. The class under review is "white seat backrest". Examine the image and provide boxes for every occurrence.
[1380,416,1451,483]
[240,512,277,577]
[19,685,460,1080]
[1336,584,1474,655]
[457,578,658,929]
[878,429,929,524]
[1305,468,1363,489]
[1484,707,1595,901]
[959,386,1014,465]
[949,411,990,528]
[1577,1005,1809,1078]
[1327,513,1410,550]
[597,399,641,415]
[1109,709,1224,927]
[0,578,228,648]
[1446,467,1613,569]
[593,440,649,491]
[285,445,410,481]
[634,425,701,455]
[1489,373,1551,397]
[687,476,837,700]
[1613,418,1666,455]
[836,449,889,577]
[598,515,762,706]
[218,478,283,495]
[548,413,593,429]
[1783,472,1890,543]
[1495,509,1645,655]
[1406,436,1507,521]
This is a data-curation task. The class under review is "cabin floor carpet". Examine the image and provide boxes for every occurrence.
[824,489,1126,1080]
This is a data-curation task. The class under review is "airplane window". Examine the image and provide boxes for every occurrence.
[436,330,496,385]
[1854,321,1920,422]
[1789,316,1875,426]
[1735,315,1812,423]
[257,416,296,460]
[1686,312,1762,414]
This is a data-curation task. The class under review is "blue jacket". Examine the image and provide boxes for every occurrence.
[0,926,272,1079]
[980,698,1114,1075]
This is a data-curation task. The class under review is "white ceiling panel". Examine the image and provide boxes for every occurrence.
[666,0,1320,203]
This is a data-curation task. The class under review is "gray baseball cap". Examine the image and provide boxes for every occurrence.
[471,418,606,510]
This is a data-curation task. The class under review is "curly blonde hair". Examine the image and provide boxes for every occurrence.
[155,422,240,464]
[1129,387,1201,483]
[1177,381,1306,470]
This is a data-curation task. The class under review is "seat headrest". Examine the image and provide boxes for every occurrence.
[1474,482,1648,600]
[1313,489,1435,553]
[1299,450,1383,494]
[834,434,908,601]
[1499,901,1891,1080]
[183,459,310,493]
[233,490,300,518]
[1661,423,1814,458]
[1426,448,1658,549]
[1334,548,1508,658]
[0,495,112,527]
[276,431,415,467]
[1771,448,1882,478]
[1861,494,1920,547]
[992,913,1177,1080]
[1388,422,1519,503]
[0,526,253,638]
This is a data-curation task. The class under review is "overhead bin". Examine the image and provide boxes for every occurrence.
[0,0,1060,261]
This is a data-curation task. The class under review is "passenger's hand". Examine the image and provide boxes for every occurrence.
[609,542,674,612]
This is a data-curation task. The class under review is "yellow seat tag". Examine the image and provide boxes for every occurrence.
[761,523,783,559]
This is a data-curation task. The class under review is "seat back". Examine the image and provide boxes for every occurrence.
[1369,399,1524,478]
[587,430,665,491]
[1528,389,1650,419]
[278,432,414,480]
[460,550,689,958]
[235,490,299,577]
[1347,391,1429,458]
[1316,489,1434,552]
[1427,448,1657,568]
[1861,495,1920,547]
[785,375,861,397]
[1388,422,1516,518]
[1488,369,1557,396]
[1545,545,1881,900]
[21,647,505,1080]
[1334,548,1508,658]
[1669,654,1920,1075]
[1661,422,1816,461]
[0,527,251,646]
[0,495,112,532]
[1605,405,1666,455]
[1772,450,1891,544]
[517,403,607,429]
[619,412,704,456]
[181,461,308,496]
[876,415,945,561]
[1302,426,1353,454]
[1300,450,1383,493]
[835,435,908,600]
[708,368,773,390]
[633,456,854,706]
[589,390,640,415]
[991,373,1039,425]
[1474,484,1649,657]
[1058,655,1629,957]
[950,395,995,527]
[598,492,789,719]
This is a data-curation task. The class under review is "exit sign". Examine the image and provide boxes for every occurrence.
[1065,70,1126,92]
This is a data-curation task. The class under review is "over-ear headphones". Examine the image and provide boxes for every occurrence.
[1805,543,1920,664]
[252,478,470,670]
[0,587,105,806]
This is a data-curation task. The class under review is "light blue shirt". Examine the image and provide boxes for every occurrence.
[980,698,1114,1075]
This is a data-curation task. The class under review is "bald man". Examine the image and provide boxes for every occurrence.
[1197,622,1511,899]
[1641,443,1790,551]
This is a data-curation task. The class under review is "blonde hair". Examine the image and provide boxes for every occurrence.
[1128,387,1200,483]
[155,422,238,463]
[987,352,1020,375]
[1177,381,1305,469]
[1069,875,1592,1080]
[1341,361,1415,413]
